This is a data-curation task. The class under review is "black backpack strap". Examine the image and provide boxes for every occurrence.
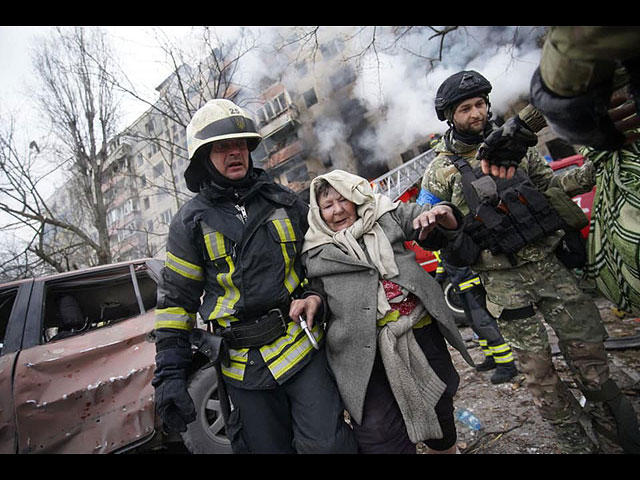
[449,155,482,213]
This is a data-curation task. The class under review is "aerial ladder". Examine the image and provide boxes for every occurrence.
[370,148,437,201]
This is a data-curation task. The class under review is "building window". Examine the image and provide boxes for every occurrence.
[152,162,165,178]
[257,90,291,126]
[303,88,318,108]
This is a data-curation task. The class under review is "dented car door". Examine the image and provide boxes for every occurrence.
[4,260,161,454]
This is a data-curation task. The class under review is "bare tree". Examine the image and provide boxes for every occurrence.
[0,115,98,277]
[0,27,123,277]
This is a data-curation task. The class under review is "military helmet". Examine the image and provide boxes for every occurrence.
[184,99,262,192]
[435,70,492,121]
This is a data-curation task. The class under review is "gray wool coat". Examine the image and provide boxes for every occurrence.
[302,202,475,425]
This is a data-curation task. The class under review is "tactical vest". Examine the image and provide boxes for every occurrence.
[452,156,564,257]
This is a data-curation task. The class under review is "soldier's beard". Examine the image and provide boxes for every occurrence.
[456,117,487,137]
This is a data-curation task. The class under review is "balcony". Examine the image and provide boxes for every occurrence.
[264,140,303,169]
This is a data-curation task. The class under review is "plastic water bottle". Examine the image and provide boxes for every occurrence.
[455,408,482,431]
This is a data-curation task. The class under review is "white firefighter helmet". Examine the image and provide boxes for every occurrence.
[184,98,262,192]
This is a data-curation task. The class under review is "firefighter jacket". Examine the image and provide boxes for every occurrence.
[155,169,323,389]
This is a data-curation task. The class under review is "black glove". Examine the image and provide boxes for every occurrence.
[530,67,626,151]
[476,115,539,169]
[152,330,196,433]
[153,376,196,433]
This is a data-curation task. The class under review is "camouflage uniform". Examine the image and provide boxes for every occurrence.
[421,130,624,453]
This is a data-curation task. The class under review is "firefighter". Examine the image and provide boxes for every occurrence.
[151,99,357,454]
[431,251,517,384]
[421,70,640,453]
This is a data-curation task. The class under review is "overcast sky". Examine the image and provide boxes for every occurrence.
[0,26,195,126]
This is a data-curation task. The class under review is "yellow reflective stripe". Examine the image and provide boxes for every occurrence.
[272,218,300,294]
[261,323,324,380]
[154,307,196,330]
[490,344,514,363]
[204,231,227,260]
[208,255,241,327]
[166,252,204,281]
[273,218,296,242]
[221,348,248,381]
[433,250,442,261]
[458,277,481,291]
[280,242,300,293]
[260,323,303,362]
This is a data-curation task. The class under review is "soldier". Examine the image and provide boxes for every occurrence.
[421,70,640,453]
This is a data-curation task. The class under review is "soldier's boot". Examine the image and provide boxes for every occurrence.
[582,379,640,454]
[562,340,640,454]
[490,361,518,384]
[516,348,598,453]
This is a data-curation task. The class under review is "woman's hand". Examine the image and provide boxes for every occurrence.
[412,205,458,241]
[289,294,323,329]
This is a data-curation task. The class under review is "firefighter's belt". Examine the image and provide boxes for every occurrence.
[215,308,290,349]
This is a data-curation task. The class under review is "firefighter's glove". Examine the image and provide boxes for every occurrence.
[476,115,538,170]
[152,332,196,433]
[153,376,196,433]
[530,67,626,151]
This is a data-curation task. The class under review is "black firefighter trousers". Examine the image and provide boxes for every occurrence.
[224,349,358,454]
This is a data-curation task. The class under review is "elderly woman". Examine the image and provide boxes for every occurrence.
[292,170,474,454]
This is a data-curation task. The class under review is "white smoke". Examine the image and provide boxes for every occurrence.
[234,26,545,167]
[352,26,544,163]
[314,117,349,156]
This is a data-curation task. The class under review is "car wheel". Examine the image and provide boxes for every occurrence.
[442,279,468,326]
[181,366,233,454]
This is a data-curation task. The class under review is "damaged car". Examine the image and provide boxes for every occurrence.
[0,258,231,454]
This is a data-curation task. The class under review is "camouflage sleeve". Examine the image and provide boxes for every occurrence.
[420,155,454,204]
[526,145,595,197]
[523,147,556,191]
[547,159,596,196]
[541,26,640,97]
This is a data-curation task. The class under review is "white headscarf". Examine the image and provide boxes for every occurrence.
[303,169,400,279]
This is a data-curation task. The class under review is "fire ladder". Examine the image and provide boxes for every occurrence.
[370,149,437,201]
